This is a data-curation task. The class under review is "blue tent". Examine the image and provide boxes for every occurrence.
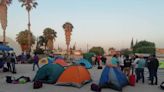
[54,56,64,61]
[47,57,55,63]
[0,44,13,51]
[76,59,92,69]
[99,66,128,91]
[0,61,5,68]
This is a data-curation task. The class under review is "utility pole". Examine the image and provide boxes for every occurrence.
[87,44,89,52]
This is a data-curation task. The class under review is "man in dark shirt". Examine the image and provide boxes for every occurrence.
[149,55,159,85]
[123,56,132,76]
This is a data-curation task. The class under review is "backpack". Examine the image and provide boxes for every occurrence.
[3,67,9,72]
[91,83,101,92]
[33,81,43,89]
[6,76,12,83]
[160,82,164,90]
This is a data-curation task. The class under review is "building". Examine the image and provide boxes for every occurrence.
[156,48,164,57]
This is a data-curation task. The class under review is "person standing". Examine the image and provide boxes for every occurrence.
[118,55,124,71]
[6,53,11,72]
[110,54,119,67]
[97,55,101,66]
[91,55,96,66]
[11,53,16,73]
[21,53,27,64]
[101,55,107,65]
[33,53,40,71]
[149,55,159,85]
[134,55,146,83]
[123,55,132,76]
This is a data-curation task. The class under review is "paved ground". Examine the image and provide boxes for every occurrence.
[0,64,164,92]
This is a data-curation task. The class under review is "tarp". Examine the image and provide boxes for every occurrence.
[53,59,68,67]
[0,44,13,51]
[33,64,64,84]
[76,59,92,69]
[99,66,128,91]
[56,65,92,88]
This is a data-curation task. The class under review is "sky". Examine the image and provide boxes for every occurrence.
[1,0,164,51]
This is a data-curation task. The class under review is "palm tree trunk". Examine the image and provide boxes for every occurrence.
[0,4,7,44]
[3,29,6,43]
[28,11,31,31]
[67,45,69,55]
[27,10,31,53]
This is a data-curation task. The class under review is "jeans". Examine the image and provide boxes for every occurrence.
[33,63,39,71]
[11,62,16,73]
[150,68,158,84]
[135,68,144,83]
[7,62,11,72]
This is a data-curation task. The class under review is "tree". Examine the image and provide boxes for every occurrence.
[16,29,35,52]
[37,35,47,50]
[0,0,12,43]
[108,47,115,51]
[89,46,105,55]
[19,0,38,52]
[120,48,132,56]
[63,22,73,54]
[43,27,57,50]
[133,40,156,54]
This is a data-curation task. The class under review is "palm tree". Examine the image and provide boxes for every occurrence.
[16,29,35,52]
[37,35,47,50]
[43,28,57,50]
[63,22,73,54]
[19,0,38,52]
[0,0,12,43]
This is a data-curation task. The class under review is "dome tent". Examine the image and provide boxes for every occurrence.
[53,59,68,67]
[99,66,128,91]
[76,58,92,69]
[83,52,95,64]
[56,65,91,88]
[33,64,64,84]
[39,58,48,64]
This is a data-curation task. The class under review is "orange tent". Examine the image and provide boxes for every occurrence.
[56,65,91,88]
[53,59,68,67]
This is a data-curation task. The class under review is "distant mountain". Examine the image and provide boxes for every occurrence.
[0,36,21,55]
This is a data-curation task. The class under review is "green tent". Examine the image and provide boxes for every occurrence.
[33,64,64,84]
[159,61,164,69]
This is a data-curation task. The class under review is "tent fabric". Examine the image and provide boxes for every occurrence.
[83,52,95,64]
[47,57,55,63]
[39,58,48,64]
[56,65,92,88]
[33,64,64,84]
[53,59,68,67]
[99,66,128,91]
[76,59,92,69]
[0,44,13,51]
[0,61,5,68]
[54,56,64,61]
[159,61,164,68]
